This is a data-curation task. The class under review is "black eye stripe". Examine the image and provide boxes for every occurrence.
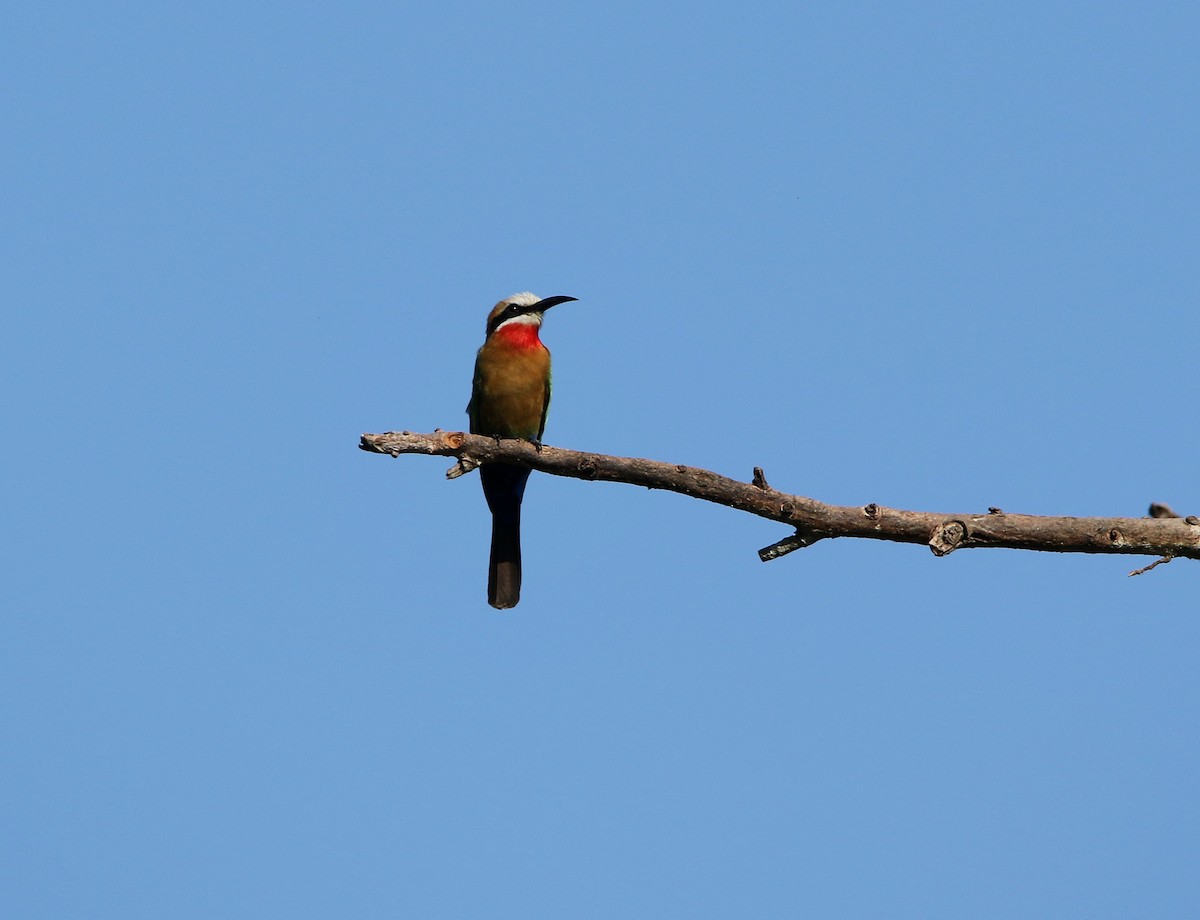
[487,303,528,335]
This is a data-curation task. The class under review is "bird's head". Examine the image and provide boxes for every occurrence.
[485,291,577,336]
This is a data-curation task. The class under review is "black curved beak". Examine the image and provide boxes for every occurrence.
[530,295,578,313]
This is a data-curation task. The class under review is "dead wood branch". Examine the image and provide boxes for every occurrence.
[360,430,1200,566]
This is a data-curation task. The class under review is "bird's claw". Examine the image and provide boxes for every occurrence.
[484,433,543,452]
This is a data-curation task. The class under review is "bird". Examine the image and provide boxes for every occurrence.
[467,291,578,608]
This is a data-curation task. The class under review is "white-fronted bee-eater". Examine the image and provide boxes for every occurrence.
[467,291,578,608]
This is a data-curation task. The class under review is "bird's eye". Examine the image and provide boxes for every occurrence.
[506,303,520,314]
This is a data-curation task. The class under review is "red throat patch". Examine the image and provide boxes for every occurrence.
[494,323,544,350]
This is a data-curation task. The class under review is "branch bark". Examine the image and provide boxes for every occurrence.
[360,430,1200,568]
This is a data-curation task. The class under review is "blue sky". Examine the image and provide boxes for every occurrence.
[4,1,1199,917]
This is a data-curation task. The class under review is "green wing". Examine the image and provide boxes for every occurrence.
[466,354,483,432]
[538,369,551,442]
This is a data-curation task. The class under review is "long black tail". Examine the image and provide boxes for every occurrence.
[480,464,531,609]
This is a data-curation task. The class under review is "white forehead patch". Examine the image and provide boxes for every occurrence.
[505,291,541,307]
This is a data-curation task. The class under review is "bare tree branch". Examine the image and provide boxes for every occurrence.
[360,430,1200,566]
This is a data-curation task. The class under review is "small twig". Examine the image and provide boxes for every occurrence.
[752,467,770,490]
[758,528,823,561]
[447,457,478,479]
[1128,556,1173,577]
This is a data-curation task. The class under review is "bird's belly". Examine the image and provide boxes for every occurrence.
[472,377,546,439]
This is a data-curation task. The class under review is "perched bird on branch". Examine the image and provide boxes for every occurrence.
[467,292,578,608]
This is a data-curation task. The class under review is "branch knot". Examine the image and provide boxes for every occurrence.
[929,520,967,556]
